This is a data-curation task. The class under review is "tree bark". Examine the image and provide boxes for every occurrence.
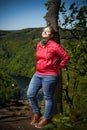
[45,0,63,114]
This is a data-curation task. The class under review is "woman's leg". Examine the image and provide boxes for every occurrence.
[27,73,42,114]
[42,75,58,119]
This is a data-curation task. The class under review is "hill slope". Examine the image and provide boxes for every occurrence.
[0,28,43,77]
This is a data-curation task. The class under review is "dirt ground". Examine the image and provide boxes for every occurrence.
[0,119,38,130]
[1,100,87,130]
[0,100,39,130]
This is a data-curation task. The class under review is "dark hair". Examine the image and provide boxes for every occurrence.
[48,26,56,34]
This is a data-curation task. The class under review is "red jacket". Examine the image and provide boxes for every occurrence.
[36,40,70,75]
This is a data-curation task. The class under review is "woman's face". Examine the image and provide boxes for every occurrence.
[42,27,53,40]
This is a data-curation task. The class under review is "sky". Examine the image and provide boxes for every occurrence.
[0,0,84,30]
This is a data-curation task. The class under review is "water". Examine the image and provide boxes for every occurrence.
[11,75,31,99]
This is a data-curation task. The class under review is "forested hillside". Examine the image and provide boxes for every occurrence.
[0,28,42,77]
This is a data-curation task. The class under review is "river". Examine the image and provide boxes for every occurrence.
[11,75,31,99]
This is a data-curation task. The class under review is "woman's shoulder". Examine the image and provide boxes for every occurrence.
[49,40,60,47]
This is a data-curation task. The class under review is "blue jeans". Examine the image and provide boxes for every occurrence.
[27,73,58,120]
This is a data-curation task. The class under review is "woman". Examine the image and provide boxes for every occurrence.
[27,26,70,128]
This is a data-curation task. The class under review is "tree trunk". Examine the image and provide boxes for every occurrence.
[45,0,63,114]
